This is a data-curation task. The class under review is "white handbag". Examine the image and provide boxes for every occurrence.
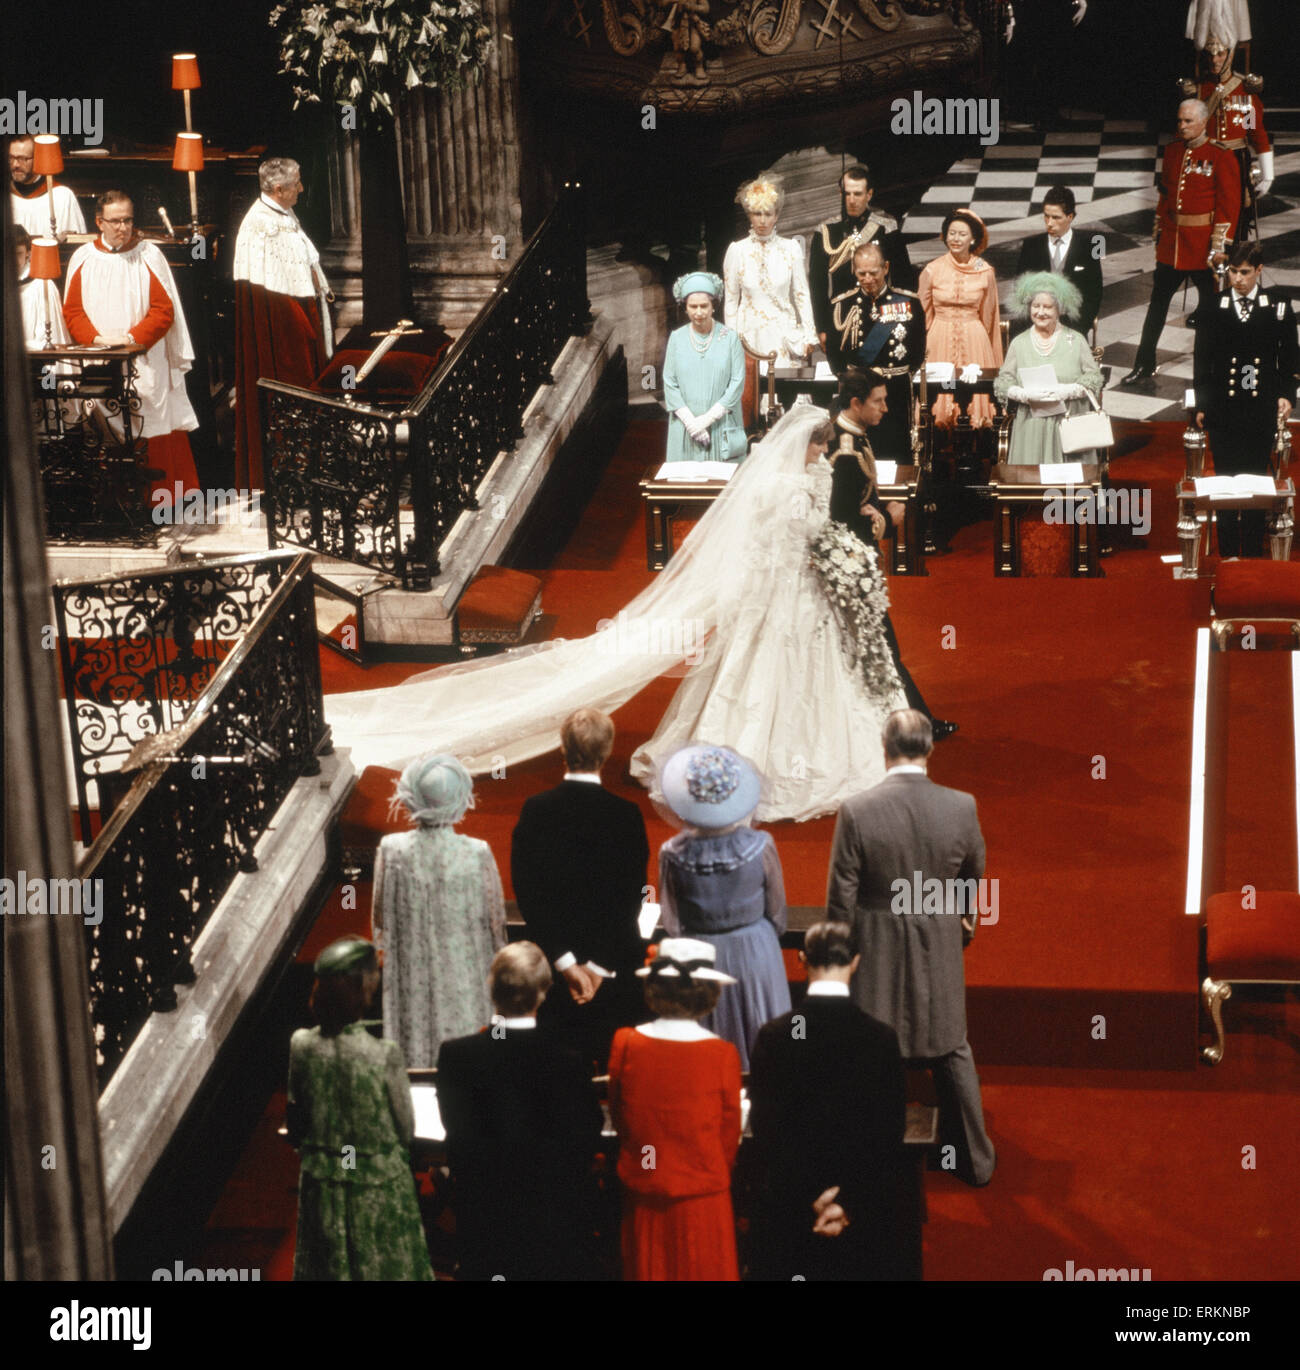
[1059,389,1113,454]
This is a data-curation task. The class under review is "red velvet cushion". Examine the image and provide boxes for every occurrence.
[1213,561,1300,619]
[458,565,542,635]
[1205,890,1300,980]
[311,347,443,400]
[339,764,402,852]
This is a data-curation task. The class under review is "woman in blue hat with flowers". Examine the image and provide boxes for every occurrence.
[662,271,748,464]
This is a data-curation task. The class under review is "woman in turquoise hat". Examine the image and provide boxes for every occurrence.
[287,936,433,1281]
[662,270,748,464]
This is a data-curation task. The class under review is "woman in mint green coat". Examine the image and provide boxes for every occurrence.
[663,271,748,464]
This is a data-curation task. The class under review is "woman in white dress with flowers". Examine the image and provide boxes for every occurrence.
[325,406,903,823]
[723,176,818,366]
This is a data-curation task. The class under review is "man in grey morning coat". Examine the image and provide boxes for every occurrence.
[825,708,995,1186]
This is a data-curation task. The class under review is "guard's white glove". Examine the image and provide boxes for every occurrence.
[1255,150,1274,198]
[1072,0,1087,25]
[675,406,706,440]
[1007,385,1029,403]
[699,402,727,428]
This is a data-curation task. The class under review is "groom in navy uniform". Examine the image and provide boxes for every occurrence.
[830,371,957,741]
[1194,242,1298,557]
[510,707,651,1070]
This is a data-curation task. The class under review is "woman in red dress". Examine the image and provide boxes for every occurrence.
[608,938,743,1281]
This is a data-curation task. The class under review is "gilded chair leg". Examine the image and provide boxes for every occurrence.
[1201,976,1232,1064]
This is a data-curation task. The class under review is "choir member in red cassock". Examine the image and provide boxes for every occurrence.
[9,136,86,238]
[63,191,199,493]
[232,158,333,488]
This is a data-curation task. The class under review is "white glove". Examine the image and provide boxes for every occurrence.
[1072,0,1087,25]
[692,428,711,449]
[1007,385,1029,403]
[1028,386,1061,404]
[1256,151,1274,198]
[1059,383,1089,401]
[959,362,983,384]
[699,402,727,428]
[675,406,706,440]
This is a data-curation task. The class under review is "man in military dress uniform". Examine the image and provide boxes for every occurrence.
[829,370,957,740]
[1194,243,1297,558]
[828,242,925,463]
[811,164,915,359]
[1182,27,1272,240]
[1122,99,1240,385]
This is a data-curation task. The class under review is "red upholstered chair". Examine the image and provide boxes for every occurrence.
[1202,890,1300,1063]
[455,564,542,655]
[1211,560,1300,649]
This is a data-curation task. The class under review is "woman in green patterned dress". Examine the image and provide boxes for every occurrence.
[287,936,433,1281]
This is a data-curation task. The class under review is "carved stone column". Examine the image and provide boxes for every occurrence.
[322,0,523,335]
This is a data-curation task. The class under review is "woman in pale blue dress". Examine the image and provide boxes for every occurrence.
[372,755,506,1067]
[656,745,790,1071]
[662,270,747,464]
[995,272,1104,464]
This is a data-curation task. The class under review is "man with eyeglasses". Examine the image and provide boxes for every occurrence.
[9,135,86,238]
[63,190,200,493]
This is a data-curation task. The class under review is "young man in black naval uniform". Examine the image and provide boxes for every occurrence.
[1194,242,1298,557]
[829,369,958,740]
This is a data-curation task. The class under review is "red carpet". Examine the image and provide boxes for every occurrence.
[193,415,1299,1282]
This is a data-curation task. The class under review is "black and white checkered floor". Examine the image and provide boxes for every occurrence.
[900,113,1300,422]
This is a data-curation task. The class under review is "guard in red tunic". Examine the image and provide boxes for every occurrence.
[1121,98,1239,385]
[1181,21,1272,238]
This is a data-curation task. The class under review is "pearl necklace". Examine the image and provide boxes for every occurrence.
[1030,326,1061,356]
[689,325,715,354]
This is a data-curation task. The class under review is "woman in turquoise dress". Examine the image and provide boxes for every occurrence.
[995,272,1104,465]
[287,936,433,1281]
[372,755,506,1068]
[662,270,747,464]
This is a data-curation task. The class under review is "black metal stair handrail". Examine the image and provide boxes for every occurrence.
[74,551,329,1087]
[261,183,589,588]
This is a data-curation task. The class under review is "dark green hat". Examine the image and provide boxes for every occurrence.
[313,936,375,977]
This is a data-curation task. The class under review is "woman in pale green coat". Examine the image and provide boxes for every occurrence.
[995,272,1103,465]
[662,271,748,464]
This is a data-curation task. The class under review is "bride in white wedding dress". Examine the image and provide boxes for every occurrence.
[324,403,905,823]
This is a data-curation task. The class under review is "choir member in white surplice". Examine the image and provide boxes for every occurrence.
[15,226,72,350]
[9,136,86,239]
[63,191,200,493]
[232,157,333,488]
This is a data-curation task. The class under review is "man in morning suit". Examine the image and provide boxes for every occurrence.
[1194,242,1298,558]
[1013,186,1103,341]
[1122,98,1240,385]
[748,921,913,1281]
[826,710,994,1185]
[510,707,650,1071]
[437,943,604,1280]
[827,243,926,468]
[810,163,916,357]
[830,371,957,740]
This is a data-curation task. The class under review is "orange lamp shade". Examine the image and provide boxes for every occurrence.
[32,135,63,176]
[172,53,201,90]
[172,133,205,172]
[28,238,62,280]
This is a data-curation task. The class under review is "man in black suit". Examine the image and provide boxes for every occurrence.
[510,707,650,1070]
[748,921,913,1280]
[810,163,916,357]
[437,942,605,1280]
[1194,242,1298,557]
[830,371,957,740]
[827,710,994,1186]
[1014,186,1104,341]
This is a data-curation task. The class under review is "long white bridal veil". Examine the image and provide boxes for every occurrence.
[324,404,831,775]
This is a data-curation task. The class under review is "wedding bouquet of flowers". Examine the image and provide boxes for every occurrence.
[809,521,904,710]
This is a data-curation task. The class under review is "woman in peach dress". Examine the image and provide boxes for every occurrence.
[918,208,1002,430]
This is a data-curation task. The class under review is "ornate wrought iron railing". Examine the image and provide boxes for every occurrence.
[75,552,329,1086]
[261,183,590,588]
[28,344,157,543]
[53,552,300,845]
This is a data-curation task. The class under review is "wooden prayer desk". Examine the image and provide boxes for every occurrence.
[989,461,1103,578]
[1174,476,1296,579]
[639,465,732,570]
[877,464,925,576]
